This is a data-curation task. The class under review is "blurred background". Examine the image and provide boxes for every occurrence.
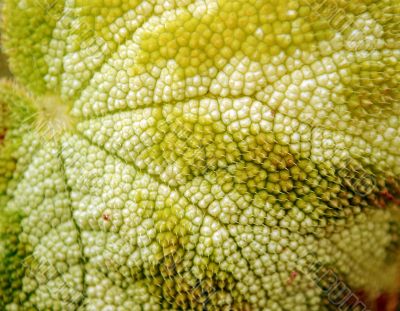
[0,49,11,78]
[0,3,11,78]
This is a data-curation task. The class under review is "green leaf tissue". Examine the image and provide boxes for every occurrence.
[0,0,399,310]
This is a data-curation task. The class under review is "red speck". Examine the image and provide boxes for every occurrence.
[287,271,298,285]
[380,190,394,201]
[102,213,110,221]
[0,129,7,145]
[379,190,400,206]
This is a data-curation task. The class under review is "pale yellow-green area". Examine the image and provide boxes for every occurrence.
[0,0,399,310]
